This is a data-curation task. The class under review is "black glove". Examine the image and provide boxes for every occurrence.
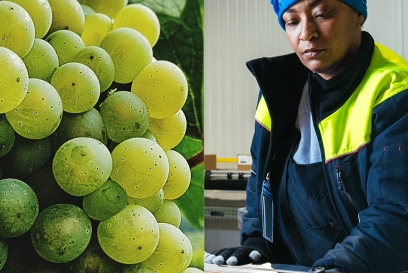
[205,237,273,266]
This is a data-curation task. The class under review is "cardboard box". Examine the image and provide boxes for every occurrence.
[237,154,252,170]
[204,154,217,170]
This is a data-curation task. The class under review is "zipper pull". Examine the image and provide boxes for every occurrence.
[335,165,342,190]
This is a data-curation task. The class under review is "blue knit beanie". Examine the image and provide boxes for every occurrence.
[271,0,367,29]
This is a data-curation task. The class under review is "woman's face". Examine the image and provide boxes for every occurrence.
[282,0,365,79]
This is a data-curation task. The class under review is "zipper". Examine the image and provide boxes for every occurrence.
[335,165,360,212]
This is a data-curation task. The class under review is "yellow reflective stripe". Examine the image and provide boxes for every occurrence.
[255,96,271,131]
[319,43,408,162]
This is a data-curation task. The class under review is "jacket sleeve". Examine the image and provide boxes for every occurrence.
[313,87,408,273]
[240,91,271,243]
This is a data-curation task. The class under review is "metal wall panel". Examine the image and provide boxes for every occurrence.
[204,0,291,159]
[204,0,407,161]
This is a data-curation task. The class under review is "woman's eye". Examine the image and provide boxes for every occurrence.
[316,11,331,18]
[285,21,298,27]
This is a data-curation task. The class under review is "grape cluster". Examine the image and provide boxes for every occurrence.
[0,0,202,272]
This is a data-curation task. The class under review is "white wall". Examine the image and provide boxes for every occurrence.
[204,0,408,162]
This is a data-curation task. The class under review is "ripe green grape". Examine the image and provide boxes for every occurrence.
[26,167,81,211]
[80,4,95,16]
[127,188,164,214]
[0,47,29,114]
[52,137,112,196]
[182,268,204,273]
[6,78,63,140]
[153,200,181,228]
[0,115,15,157]
[73,46,115,92]
[31,204,92,263]
[49,107,107,151]
[0,237,7,271]
[0,135,52,179]
[22,38,59,82]
[110,138,169,199]
[97,204,159,264]
[82,179,127,220]
[141,129,157,143]
[99,91,149,143]
[51,62,100,114]
[141,223,193,273]
[131,60,188,119]
[47,0,85,36]
[162,149,191,200]
[7,0,52,39]
[0,178,39,238]
[113,4,160,47]
[0,1,35,58]
[148,109,187,150]
[121,263,155,273]
[81,12,112,47]
[46,29,86,66]
[64,237,124,273]
[78,0,127,19]
[100,27,152,84]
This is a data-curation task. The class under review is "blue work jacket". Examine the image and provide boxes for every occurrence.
[241,32,408,273]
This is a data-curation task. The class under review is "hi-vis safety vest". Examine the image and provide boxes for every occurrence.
[255,43,408,163]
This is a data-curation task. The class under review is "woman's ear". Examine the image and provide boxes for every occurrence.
[356,12,364,26]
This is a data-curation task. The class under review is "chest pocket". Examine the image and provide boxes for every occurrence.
[286,160,347,262]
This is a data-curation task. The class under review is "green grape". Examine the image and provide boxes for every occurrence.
[110,138,169,199]
[51,62,100,114]
[148,109,187,150]
[81,13,113,47]
[31,204,92,263]
[121,263,155,273]
[182,268,204,273]
[49,107,107,151]
[0,47,29,114]
[52,137,112,196]
[99,91,149,143]
[0,134,52,180]
[0,178,39,238]
[73,46,115,92]
[80,4,95,16]
[131,60,188,119]
[64,236,124,273]
[141,223,193,273]
[0,114,15,157]
[82,179,127,220]
[22,38,59,81]
[46,29,86,66]
[141,129,157,142]
[113,4,160,47]
[100,27,152,84]
[162,149,191,200]
[78,0,128,19]
[0,1,35,58]
[127,188,164,214]
[7,0,52,39]
[6,78,63,140]
[0,237,7,271]
[26,167,81,211]
[47,0,85,36]
[153,200,181,228]
[97,204,159,264]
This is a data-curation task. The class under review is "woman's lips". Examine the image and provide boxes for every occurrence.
[302,48,324,58]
